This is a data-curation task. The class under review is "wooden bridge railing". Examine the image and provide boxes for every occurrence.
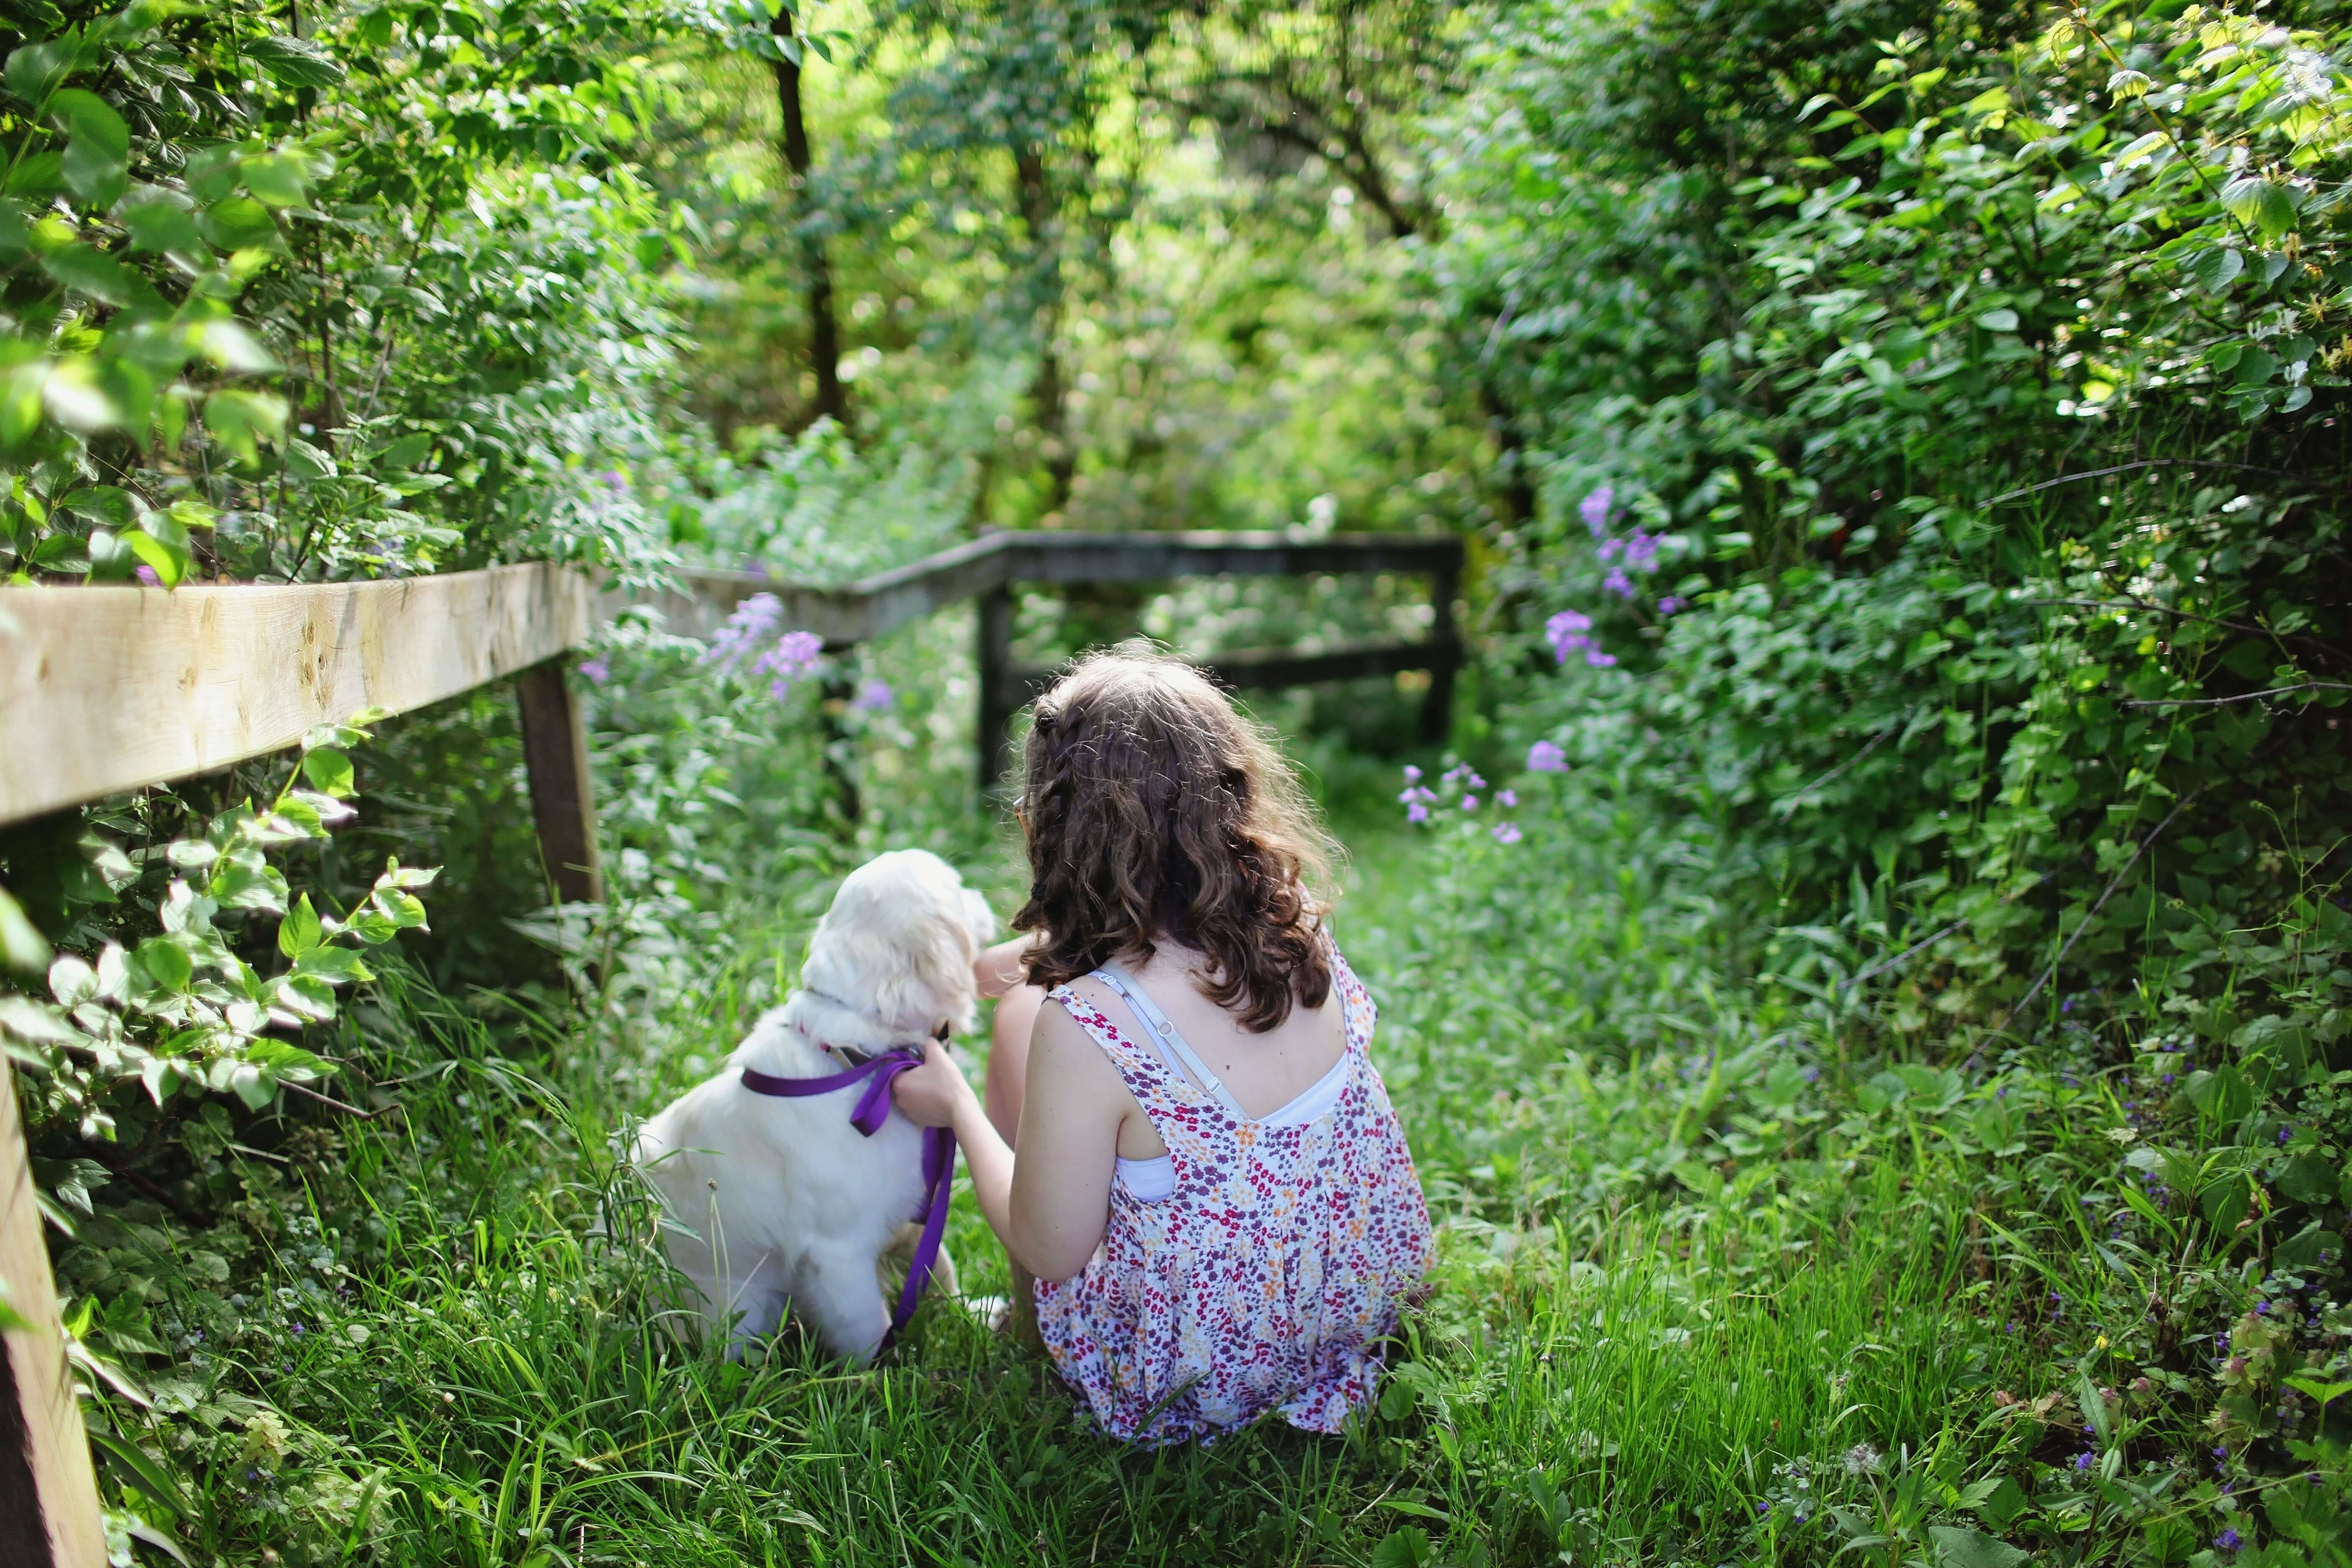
[0,526,1460,1561]
[613,529,1464,787]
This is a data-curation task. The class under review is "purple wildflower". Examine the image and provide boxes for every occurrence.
[706,593,786,670]
[578,657,611,685]
[135,563,160,586]
[758,629,826,698]
[1403,764,1423,783]
[601,469,627,492]
[1580,486,1614,537]
[852,678,894,712]
[1621,531,1660,573]
[1406,802,1430,825]
[1492,822,1523,845]
[1584,647,1618,668]
[1603,567,1636,601]
[1498,789,1518,808]
[1657,596,1688,615]
[1546,609,1595,664]
[1527,740,1568,773]
[1461,794,1479,812]
[2075,1451,2096,1471]
[2217,1530,2244,1553]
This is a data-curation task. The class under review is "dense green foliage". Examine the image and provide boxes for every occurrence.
[11,0,2352,1563]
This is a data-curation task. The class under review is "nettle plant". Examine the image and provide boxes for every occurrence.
[1,714,436,1145]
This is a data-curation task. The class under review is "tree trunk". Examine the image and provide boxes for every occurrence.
[772,10,846,429]
[1016,147,1073,513]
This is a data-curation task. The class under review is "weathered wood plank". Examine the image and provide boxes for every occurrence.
[0,565,592,828]
[603,533,1455,647]
[997,531,1462,585]
[1,1060,107,1568]
[602,570,874,647]
[513,661,603,905]
[1009,637,1462,699]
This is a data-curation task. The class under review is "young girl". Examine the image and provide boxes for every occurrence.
[890,650,1433,1445]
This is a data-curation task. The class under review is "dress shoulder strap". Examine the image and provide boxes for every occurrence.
[1093,963,1250,1122]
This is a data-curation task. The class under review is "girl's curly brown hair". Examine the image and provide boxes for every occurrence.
[1012,647,1339,1032]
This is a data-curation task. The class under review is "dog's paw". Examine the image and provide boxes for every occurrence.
[960,1293,1012,1334]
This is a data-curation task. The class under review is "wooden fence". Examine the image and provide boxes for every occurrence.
[0,526,1460,1563]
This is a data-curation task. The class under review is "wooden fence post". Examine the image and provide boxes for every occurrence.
[1421,559,1461,745]
[2,1061,107,1568]
[975,587,1016,798]
[514,660,603,905]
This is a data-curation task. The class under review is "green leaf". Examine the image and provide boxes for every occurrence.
[5,38,79,107]
[196,195,279,253]
[0,887,49,972]
[193,320,277,374]
[237,153,309,209]
[301,748,355,798]
[291,945,373,985]
[119,193,206,259]
[2192,245,2245,292]
[370,887,427,931]
[49,88,126,207]
[39,241,133,305]
[1929,1526,2029,1568]
[133,935,192,992]
[244,34,346,89]
[2222,175,2298,241]
[1369,1527,1432,1568]
[86,1428,191,1516]
[2285,1375,2352,1408]
[1975,308,2019,332]
[277,892,321,959]
[201,388,286,464]
[124,529,184,587]
[6,150,62,198]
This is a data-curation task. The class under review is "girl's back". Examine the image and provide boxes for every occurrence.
[1039,933,1427,1445]
[889,647,1433,1445]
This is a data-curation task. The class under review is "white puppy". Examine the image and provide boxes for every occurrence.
[635,848,995,1362]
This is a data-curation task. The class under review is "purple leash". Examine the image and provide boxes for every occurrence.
[739,1046,956,1349]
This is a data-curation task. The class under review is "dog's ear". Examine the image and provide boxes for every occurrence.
[869,898,984,1034]
[959,887,996,946]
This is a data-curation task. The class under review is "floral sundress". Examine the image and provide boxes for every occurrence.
[1034,938,1433,1446]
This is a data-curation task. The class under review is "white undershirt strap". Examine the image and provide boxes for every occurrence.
[1093,962,1251,1122]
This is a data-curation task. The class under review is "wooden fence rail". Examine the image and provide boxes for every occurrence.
[610,530,1464,787]
[0,526,1460,1562]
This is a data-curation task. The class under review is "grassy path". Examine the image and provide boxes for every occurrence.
[158,801,2060,1567]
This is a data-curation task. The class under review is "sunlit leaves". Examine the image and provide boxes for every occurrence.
[51,88,129,207]
[11,717,437,1127]
[244,33,346,90]
[2220,173,2299,240]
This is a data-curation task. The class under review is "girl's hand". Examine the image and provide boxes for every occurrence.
[891,1037,979,1129]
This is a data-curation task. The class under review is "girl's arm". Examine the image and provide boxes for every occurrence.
[888,1002,1124,1282]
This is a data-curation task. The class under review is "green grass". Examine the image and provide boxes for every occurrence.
[76,780,2273,1568]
